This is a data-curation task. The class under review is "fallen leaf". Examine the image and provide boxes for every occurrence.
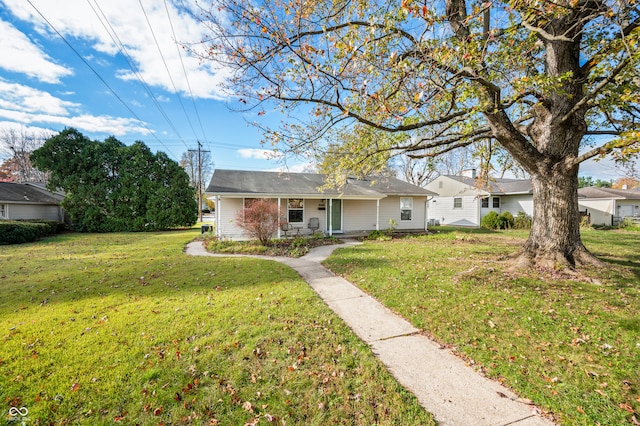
[620,402,635,413]
[153,406,163,416]
[71,383,80,392]
[242,401,254,413]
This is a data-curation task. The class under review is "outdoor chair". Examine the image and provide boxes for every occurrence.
[280,222,293,237]
[307,217,320,233]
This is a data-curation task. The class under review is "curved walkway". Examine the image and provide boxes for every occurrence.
[185,241,556,426]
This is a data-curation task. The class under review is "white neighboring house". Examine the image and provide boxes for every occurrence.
[0,182,64,222]
[578,187,640,226]
[425,174,533,227]
[205,169,436,239]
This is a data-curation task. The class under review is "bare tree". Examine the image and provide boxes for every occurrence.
[0,128,52,183]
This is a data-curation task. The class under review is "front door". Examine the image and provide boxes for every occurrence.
[326,199,342,233]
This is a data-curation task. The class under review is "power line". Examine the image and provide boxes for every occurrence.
[163,0,209,143]
[138,0,201,145]
[25,0,180,160]
[87,0,190,151]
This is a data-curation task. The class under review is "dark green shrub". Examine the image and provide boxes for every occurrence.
[499,211,514,229]
[0,221,45,244]
[480,211,501,230]
[514,212,532,229]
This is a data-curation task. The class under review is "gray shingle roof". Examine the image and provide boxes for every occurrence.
[578,186,640,200]
[0,182,62,204]
[206,169,436,198]
[443,175,532,194]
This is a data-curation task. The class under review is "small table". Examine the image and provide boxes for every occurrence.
[293,226,302,236]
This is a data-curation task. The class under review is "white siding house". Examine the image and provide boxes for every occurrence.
[578,187,640,226]
[0,182,64,222]
[425,174,533,227]
[206,170,435,239]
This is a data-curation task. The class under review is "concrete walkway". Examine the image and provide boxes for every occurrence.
[185,241,556,426]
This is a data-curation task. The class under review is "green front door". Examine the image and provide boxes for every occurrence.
[326,199,342,233]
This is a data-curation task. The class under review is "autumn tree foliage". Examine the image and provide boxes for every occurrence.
[195,0,639,270]
[235,199,281,245]
[31,128,197,232]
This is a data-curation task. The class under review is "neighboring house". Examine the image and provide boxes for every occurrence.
[205,169,436,239]
[425,174,533,227]
[0,182,64,222]
[578,187,640,226]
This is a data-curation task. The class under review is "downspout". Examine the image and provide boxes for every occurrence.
[376,199,380,231]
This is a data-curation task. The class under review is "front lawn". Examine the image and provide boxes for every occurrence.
[323,227,640,425]
[0,231,433,425]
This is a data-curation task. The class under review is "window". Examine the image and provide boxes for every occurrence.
[400,197,413,221]
[0,203,5,218]
[454,198,462,209]
[288,198,304,223]
[481,197,489,208]
[492,197,500,208]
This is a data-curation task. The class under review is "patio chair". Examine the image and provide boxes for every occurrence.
[307,217,320,233]
[280,222,293,237]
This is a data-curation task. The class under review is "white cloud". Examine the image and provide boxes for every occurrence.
[238,148,284,160]
[0,19,73,83]
[2,0,230,99]
[0,80,149,136]
[0,79,79,115]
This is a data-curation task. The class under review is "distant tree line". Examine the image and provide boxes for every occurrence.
[31,128,197,232]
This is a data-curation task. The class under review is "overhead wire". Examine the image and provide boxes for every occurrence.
[162,0,209,144]
[25,0,181,160]
[138,0,202,148]
[87,0,190,152]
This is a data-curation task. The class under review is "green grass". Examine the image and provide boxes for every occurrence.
[0,231,433,425]
[323,227,640,425]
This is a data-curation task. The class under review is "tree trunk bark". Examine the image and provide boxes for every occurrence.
[511,166,605,270]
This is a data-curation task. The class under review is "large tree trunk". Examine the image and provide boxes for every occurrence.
[511,166,604,270]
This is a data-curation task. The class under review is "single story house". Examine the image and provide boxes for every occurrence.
[424,174,533,227]
[578,186,640,226]
[0,182,65,222]
[205,169,436,239]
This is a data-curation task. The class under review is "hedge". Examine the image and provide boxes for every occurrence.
[0,220,63,245]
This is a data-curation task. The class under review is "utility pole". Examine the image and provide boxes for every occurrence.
[188,141,210,222]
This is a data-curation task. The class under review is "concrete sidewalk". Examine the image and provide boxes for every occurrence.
[185,241,556,426]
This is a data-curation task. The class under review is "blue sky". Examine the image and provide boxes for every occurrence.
[0,0,297,178]
[0,0,629,183]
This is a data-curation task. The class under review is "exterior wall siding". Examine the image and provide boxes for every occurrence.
[378,196,427,230]
[428,196,480,227]
[342,199,378,233]
[500,195,534,217]
[6,204,62,221]
[578,199,614,226]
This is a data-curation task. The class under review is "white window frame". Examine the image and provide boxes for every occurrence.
[481,197,489,208]
[400,197,413,221]
[287,198,304,223]
[0,203,6,218]
[453,198,462,209]
[492,197,500,208]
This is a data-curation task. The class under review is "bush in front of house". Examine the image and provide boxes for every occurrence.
[0,220,62,244]
[234,199,281,245]
[481,211,501,230]
[514,212,532,229]
[500,211,514,229]
[481,211,515,230]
